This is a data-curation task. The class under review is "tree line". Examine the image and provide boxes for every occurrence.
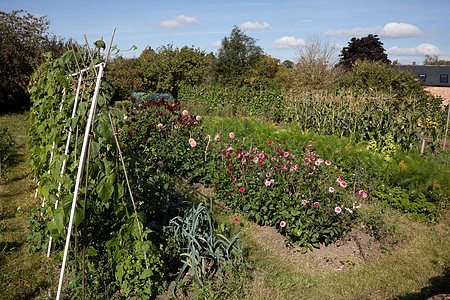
[1,10,446,112]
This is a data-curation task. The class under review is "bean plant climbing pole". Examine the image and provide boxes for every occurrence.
[27,29,152,299]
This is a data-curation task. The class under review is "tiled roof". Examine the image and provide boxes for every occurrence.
[398,65,450,87]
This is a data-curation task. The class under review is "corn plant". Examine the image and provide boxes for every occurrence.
[168,198,247,296]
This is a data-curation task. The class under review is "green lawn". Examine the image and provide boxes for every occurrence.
[0,112,57,299]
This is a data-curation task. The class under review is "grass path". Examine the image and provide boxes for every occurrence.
[0,113,54,299]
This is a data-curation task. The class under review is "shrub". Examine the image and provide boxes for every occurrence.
[0,127,15,179]
[371,185,436,220]
[120,97,207,181]
[341,60,426,102]
[104,56,144,102]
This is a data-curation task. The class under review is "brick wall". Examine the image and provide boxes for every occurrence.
[424,86,450,106]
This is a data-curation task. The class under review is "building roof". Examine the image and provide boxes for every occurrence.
[398,65,450,87]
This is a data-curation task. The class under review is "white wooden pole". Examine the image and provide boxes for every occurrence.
[56,63,104,300]
[47,73,83,257]
[41,90,67,208]
[443,101,450,150]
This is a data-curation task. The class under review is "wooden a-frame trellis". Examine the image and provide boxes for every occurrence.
[34,28,149,300]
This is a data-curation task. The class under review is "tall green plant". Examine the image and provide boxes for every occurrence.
[27,45,168,297]
[168,199,247,296]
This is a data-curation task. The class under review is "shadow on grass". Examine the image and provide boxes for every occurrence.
[393,267,450,300]
[1,240,23,253]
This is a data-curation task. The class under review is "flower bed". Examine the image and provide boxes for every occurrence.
[208,133,367,252]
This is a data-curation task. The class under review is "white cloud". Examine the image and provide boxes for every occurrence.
[269,36,306,49]
[387,44,450,64]
[239,21,271,31]
[209,40,222,48]
[326,22,422,39]
[382,23,422,38]
[158,15,199,29]
[387,43,440,56]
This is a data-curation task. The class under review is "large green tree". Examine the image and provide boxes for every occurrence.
[0,10,65,112]
[338,34,390,70]
[104,56,144,101]
[214,26,264,86]
[137,44,211,98]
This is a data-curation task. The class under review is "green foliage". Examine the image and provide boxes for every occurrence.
[105,44,212,100]
[245,54,282,88]
[341,60,427,101]
[285,36,344,91]
[371,185,436,220]
[338,34,390,69]
[105,223,167,298]
[358,204,398,242]
[137,44,212,98]
[201,117,448,223]
[121,97,207,182]
[168,199,247,296]
[214,26,264,86]
[0,126,14,179]
[104,56,144,101]
[26,207,48,253]
[0,10,66,112]
[26,46,174,297]
[179,84,284,121]
[423,54,450,65]
[183,86,442,152]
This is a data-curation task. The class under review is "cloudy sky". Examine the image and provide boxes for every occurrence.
[4,0,450,65]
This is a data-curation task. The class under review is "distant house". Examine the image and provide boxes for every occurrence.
[398,64,450,105]
[399,64,450,87]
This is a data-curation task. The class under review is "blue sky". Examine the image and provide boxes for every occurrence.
[3,0,450,64]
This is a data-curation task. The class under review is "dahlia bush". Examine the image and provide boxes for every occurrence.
[211,134,367,252]
[120,97,207,181]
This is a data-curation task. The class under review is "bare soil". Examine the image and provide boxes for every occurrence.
[250,223,378,272]
[194,182,380,271]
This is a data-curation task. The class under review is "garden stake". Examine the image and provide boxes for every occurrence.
[47,72,84,257]
[70,41,83,76]
[56,62,105,300]
[75,42,89,72]
[205,135,210,162]
[443,99,450,150]
[83,35,99,77]
[85,29,150,269]
[103,88,151,276]
[81,124,94,300]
